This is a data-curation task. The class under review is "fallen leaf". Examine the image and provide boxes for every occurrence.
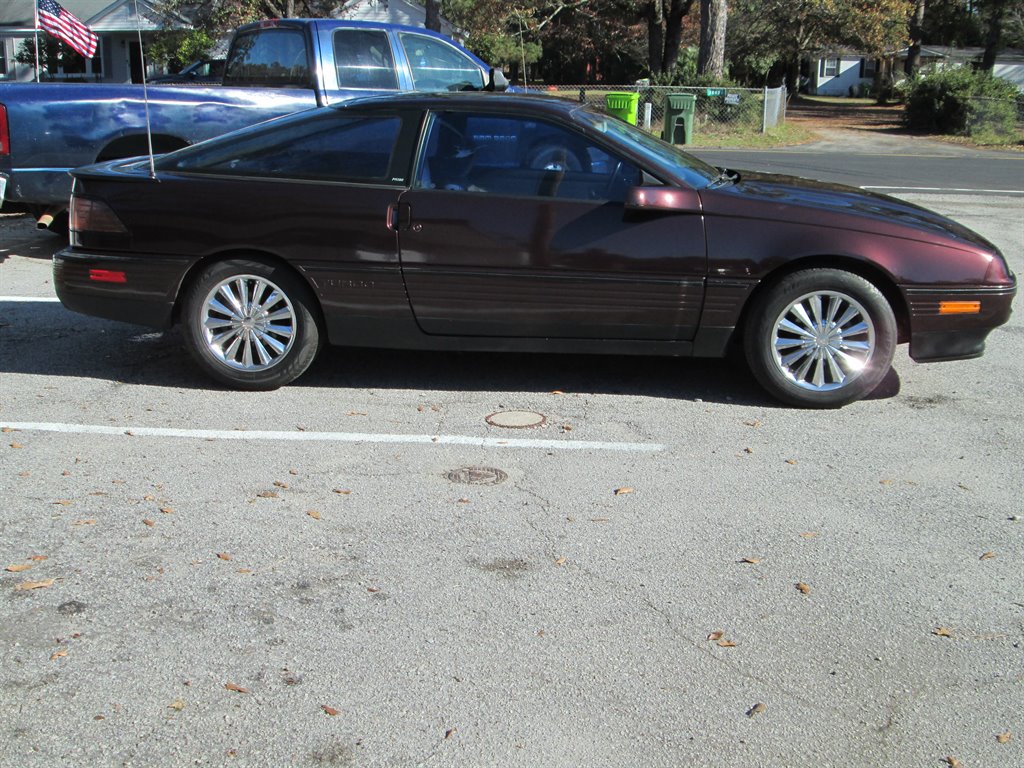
[237,569,252,574]
[367,587,380,593]
[444,727,457,739]
[996,731,1012,744]
[71,519,97,526]
[796,582,811,595]
[417,405,425,412]
[143,494,155,501]
[159,507,174,514]
[613,487,634,495]
[980,551,996,561]
[307,510,321,520]
[1,426,12,432]
[142,519,155,527]
[50,648,68,660]
[743,447,754,454]
[739,557,762,565]
[799,532,819,539]
[15,579,55,591]
[561,424,573,432]
[224,683,248,694]
[168,699,186,711]
[5,564,32,572]
[93,715,105,721]
[29,555,47,561]
[289,469,299,475]
[256,491,278,499]
[942,757,962,768]
[333,489,352,495]
[932,627,953,637]
[54,500,74,506]
[273,481,288,489]
[785,459,798,465]
[321,705,340,717]
[345,411,367,416]
[217,552,233,561]
[10,442,23,449]
[746,702,766,718]
[880,479,894,485]
[456,498,470,504]
[62,470,71,476]
[743,419,762,427]
[707,631,725,641]
[717,639,738,648]
[554,556,567,566]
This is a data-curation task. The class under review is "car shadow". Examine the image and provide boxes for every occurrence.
[0,299,800,407]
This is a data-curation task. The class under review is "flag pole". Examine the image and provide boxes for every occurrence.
[33,1,41,82]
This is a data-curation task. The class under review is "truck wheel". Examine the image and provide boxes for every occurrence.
[743,269,896,408]
[182,259,321,390]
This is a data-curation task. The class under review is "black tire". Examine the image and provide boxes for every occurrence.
[743,269,897,408]
[182,258,322,390]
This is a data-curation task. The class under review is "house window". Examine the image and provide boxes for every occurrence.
[822,58,839,78]
[860,58,877,78]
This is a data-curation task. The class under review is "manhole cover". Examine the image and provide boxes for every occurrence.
[485,410,546,429]
[444,466,508,485]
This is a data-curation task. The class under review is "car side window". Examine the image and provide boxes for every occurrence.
[165,113,403,183]
[399,33,485,91]
[224,29,310,87]
[414,112,640,202]
[333,29,399,90]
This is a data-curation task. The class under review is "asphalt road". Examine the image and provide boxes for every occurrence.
[1,145,1022,767]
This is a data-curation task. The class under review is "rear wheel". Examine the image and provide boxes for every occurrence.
[182,259,321,390]
[744,269,896,408]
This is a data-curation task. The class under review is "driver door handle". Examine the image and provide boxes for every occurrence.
[386,202,413,231]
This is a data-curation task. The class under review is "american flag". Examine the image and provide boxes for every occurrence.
[37,0,98,59]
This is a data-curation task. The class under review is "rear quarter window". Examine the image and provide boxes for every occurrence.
[333,29,399,90]
[161,114,404,184]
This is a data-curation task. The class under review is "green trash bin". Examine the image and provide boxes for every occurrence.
[605,92,639,126]
[662,93,696,144]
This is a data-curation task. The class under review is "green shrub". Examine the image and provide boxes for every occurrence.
[904,67,1020,137]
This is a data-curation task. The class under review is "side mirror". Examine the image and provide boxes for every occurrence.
[624,185,700,213]
[486,67,509,92]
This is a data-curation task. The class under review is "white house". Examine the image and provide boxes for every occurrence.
[806,53,878,96]
[340,0,459,40]
[0,0,184,82]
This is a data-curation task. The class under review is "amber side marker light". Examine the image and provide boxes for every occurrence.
[939,301,981,315]
[89,269,127,284]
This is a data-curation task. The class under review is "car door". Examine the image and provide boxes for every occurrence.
[395,110,707,341]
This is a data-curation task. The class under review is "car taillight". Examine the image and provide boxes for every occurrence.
[0,104,9,156]
[70,196,128,234]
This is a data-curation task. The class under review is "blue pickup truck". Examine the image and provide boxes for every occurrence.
[0,18,506,229]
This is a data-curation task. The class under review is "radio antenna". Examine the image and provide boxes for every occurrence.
[134,0,156,179]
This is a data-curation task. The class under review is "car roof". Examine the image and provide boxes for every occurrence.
[333,91,588,119]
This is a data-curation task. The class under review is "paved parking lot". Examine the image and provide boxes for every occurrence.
[1,189,1021,766]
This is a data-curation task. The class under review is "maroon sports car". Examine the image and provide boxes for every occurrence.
[54,93,1016,407]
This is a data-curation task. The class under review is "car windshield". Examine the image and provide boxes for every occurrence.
[570,105,720,188]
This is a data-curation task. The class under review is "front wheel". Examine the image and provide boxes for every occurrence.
[744,269,897,408]
[182,259,321,390]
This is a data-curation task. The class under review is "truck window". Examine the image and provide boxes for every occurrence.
[162,113,403,184]
[333,29,399,90]
[398,33,484,91]
[225,28,310,87]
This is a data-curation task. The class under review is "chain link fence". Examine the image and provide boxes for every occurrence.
[523,84,787,140]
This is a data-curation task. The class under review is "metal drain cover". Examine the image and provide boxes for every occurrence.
[444,466,508,485]
[485,410,546,429]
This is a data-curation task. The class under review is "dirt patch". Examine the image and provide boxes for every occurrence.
[787,97,906,134]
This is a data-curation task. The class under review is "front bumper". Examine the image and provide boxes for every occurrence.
[53,247,194,329]
[905,281,1016,362]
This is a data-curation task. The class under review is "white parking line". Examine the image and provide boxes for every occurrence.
[862,186,1024,195]
[0,296,61,302]
[1,422,664,453]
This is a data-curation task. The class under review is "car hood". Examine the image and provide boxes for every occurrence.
[707,170,999,254]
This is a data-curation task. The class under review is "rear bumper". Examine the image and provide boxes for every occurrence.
[906,280,1016,362]
[53,247,193,329]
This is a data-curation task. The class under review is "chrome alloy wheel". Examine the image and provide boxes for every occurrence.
[200,275,296,371]
[771,290,875,392]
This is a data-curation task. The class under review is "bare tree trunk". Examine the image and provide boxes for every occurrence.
[981,0,1007,72]
[424,0,441,33]
[662,0,695,75]
[646,1,666,75]
[697,0,727,78]
[904,0,926,76]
